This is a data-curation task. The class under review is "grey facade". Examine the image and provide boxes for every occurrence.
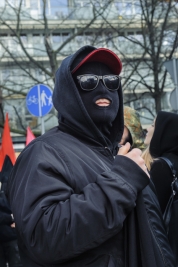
[0,0,177,143]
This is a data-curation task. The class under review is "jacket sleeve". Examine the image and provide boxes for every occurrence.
[8,141,149,265]
[150,159,172,213]
[0,212,13,225]
[0,191,13,225]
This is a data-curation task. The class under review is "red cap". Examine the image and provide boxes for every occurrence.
[71,48,122,75]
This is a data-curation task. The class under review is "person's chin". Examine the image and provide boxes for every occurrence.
[95,104,110,109]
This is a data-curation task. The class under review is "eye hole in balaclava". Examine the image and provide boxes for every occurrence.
[73,61,120,137]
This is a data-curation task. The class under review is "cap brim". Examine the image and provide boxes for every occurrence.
[71,48,122,75]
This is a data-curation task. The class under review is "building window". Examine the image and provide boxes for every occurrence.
[52,33,62,43]
[125,2,133,15]
[118,32,125,43]
[43,0,68,17]
[74,0,91,7]
[30,0,39,9]
[0,34,8,46]
[134,1,141,14]
[105,32,113,48]
[114,2,124,15]
[50,0,67,8]
[2,69,10,81]
[135,31,143,42]
[52,32,69,43]
[9,34,18,48]
[0,0,5,6]
[33,34,41,44]
[20,34,28,44]
[76,34,84,44]
[62,32,69,42]
[85,32,94,45]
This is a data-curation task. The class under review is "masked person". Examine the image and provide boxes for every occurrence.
[7,46,175,267]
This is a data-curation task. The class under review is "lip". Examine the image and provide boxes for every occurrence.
[95,98,111,106]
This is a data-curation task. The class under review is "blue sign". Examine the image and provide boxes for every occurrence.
[26,84,53,117]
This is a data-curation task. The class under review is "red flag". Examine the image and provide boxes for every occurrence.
[26,126,35,146]
[0,113,16,170]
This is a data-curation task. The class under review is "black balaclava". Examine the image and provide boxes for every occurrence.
[73,61,119,137]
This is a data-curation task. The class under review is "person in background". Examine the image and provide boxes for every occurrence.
[7,46,175,267]
[0,190,14,227]
[141,146,153,171]
[119,106,146,150]
[142,111,178,214]
[0,156,22,267]
[0,187,16,267]
[141,119,155,171]
[142,111,178,266]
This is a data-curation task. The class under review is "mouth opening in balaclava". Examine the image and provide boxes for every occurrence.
[73,61,120,138]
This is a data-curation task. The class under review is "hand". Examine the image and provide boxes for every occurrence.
[118,142,150,177]
[11,223,15,228]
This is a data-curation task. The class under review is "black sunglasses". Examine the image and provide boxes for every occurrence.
[76,74,122,91]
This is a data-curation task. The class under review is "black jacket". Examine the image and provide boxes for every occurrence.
[150,111,178,213]
[0,156,17,242]
[7,46,175,267]
[0,191,13,226]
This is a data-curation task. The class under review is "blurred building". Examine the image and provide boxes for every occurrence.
[0,0,177,151]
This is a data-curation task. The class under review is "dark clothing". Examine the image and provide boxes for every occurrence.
[0,193,17,244]
[0,243,7,267]
[141,180,175,266]
[8,126,149,267]
[0,156,22,267]
[0,156,16,242]
[150,111,178,213]
[150,111,178,158]
[0,190,13,226]
[150,154,178,213]
[0,240,22,267]
[0,190,17,242]
[0,213,12,225]
[7,46,175,267]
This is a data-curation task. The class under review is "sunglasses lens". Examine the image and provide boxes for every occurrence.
[104,75,120,90]
[80,75,97,90]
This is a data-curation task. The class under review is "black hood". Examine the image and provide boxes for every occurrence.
[52,45,124,151]
[150,111,178,157]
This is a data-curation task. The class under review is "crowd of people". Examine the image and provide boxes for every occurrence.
[0,45,177,267]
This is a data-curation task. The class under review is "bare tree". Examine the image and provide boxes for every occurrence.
[0,0,115,133]
[105,0,178,121]
[0,0,177,132]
